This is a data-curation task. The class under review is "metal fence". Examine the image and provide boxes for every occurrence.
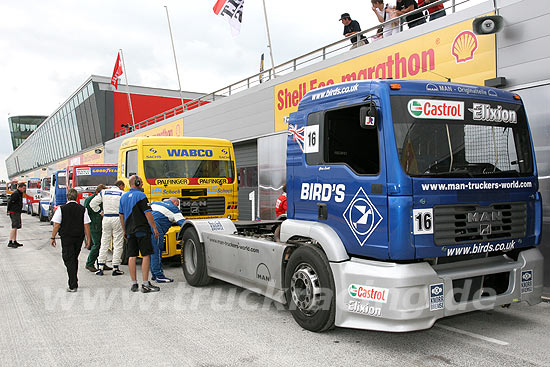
[115,0,478,138]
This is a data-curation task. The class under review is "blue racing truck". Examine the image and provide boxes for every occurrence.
[48,169,67,222]
[178,80,543,332]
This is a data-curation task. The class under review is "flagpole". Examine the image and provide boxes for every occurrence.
[119,49,136,129]
[164,5,185,110]
[261,0,276,79]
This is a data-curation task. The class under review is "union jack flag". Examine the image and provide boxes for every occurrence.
[288,124,305,152]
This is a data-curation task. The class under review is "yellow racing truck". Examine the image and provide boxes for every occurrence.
[118,136,238,258]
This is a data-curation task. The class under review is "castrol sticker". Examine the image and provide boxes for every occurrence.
[408,99,464,120]
[348,284,388,303]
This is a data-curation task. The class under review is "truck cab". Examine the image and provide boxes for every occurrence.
[48,170,66,222]
[66,164,118,205]
[179,80,543,333]
[39,177,51,221]
[25,178,41,216]
[118,136,239,258]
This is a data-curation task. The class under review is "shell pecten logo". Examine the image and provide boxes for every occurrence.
[451,30,478,63]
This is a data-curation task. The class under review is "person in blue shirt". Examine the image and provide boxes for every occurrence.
[119,175,160,293]
[149,197,185,283]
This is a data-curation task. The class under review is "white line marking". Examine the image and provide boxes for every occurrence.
[436,324,509,346]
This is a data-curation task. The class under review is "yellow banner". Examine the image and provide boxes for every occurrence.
[136,118,183,138]
[274,18,495,131]
[144,145,231,161]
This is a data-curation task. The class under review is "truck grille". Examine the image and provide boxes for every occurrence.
[433,202,526,245]
[180,196,226,217]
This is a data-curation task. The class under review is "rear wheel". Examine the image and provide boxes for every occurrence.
[285,244,336,332]
[181,227,211,286]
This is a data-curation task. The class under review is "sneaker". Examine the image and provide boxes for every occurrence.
[86,265,98,272]
[95,269,104,276]
[14,241,23,247]
[153,275,174,283]
[103,264,113,271]
[112,269,125,276]
[67,288,77,293]
[141,282,160,293]
[7,242,18,248]
[130,284,139,292]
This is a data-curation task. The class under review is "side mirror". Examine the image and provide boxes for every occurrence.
[360,103,377,129]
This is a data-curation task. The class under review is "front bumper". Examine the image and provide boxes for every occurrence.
[331,247,543,332]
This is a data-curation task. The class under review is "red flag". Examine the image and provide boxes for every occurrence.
[111,53,123,89]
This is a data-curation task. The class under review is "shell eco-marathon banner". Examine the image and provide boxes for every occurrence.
[274,17,496,132]
[135,118,183,138]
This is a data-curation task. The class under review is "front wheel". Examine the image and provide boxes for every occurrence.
[285,244,336,332]
[181,227,211,286]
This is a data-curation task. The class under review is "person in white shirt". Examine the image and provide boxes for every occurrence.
[50,188,91,292]
[90,180,126,276]
[371,0,400,37]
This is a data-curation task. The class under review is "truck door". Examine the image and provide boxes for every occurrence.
[297,103,389,259]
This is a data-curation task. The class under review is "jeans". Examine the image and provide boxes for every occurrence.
[150,231,165,277]
[429,9,446,21]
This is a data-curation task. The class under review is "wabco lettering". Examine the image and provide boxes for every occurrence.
[167,149,213,157]
[300,183,345,203]
[469,103,517,124]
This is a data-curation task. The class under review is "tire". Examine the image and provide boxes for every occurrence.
[39,207,45,222]
[181,227,211,286]
[284,244,336,332]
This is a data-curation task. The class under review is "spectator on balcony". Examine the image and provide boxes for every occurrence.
[371,0,400,37]
[418,0,446,21]
[339,13,369,49]
[395,0,426,29]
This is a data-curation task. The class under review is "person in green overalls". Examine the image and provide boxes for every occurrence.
[85,184,109,272]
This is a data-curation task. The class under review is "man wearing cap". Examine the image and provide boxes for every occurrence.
[340,13,368,49]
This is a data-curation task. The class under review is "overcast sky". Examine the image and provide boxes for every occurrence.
[0,0,484,180]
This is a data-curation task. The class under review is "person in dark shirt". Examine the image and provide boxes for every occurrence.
[418,0,446,21]
[7,182,26,248]
[395,0,426,28]
[50,189,91,292]
[119,175,160,293]
[340,13,368,49]
[84,184,106,272]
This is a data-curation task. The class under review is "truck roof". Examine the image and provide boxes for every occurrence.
[120,136,232,149]
[297,79,520,112]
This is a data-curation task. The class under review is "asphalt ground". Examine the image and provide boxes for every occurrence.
[1,212,549,367]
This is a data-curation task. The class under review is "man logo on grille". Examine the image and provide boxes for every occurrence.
[343,187,383,247]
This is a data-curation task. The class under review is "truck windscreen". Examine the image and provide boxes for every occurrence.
[144,160,235,180]
[391,96,533,178]
[57,174,66,188]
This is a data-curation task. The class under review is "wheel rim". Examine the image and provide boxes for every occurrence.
[290,263,322,316]
[183,238,198,275]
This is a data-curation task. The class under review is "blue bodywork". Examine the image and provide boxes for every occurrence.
[50,170,67,212]
[286,79,540,261]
